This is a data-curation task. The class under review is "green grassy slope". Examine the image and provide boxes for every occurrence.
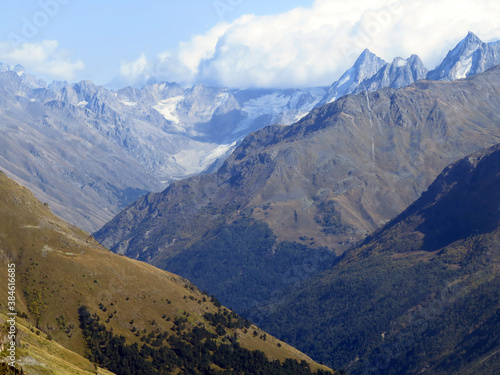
[0,170,334,374]
[0,311,114,375]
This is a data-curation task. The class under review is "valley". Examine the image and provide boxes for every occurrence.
[260,143,500,373]
[0,27,499,374]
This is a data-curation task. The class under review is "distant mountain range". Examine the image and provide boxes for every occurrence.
[1,32,499,233]
[428,31,500,80]
[319,50,427,105]
[0,67,325,232]
[321,31,499,104]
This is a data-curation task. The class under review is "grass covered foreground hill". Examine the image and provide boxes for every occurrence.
[259,144,500,374]
[0,310,115,375]
[0,170,334,374]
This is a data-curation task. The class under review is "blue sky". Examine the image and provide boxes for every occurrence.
[1,0,500,88]
[0,0,313,85]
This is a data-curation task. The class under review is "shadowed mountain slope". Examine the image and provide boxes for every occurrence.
[259,144,500,374]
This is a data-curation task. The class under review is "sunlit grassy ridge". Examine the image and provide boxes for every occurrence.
[0,170,333,374]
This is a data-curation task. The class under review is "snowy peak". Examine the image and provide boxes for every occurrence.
[354,49,386,71]
[0,61,47,90]
[355,54,428,93]
[320,49,386,104]
[183,84,239,123]
[318,50,428,106]
[13,64,25,76]
[149,83,244,139]
[461,30,483,49]
[427,32,500,80]
[0,61,10,73]
[118,81,184,107]
[318,32,500,109]
[48,80,69,91]
[233,87,326,136]
[0,61,26,75]
[408,54,428,80]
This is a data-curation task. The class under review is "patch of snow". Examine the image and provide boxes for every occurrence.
[337,74,352,87]
[77,101,88,107]
[455,56,473,79]
[287,91,305,109]
[201,141,238,166]
[120,100,137,107]
[188,91,231,123]
[309,87,327,97]
[172,140,237,174]
[242,92,291,118]
[292,111,310,123]
[233,88,325,133]
[154,95,184,124]
[394,58,408,67]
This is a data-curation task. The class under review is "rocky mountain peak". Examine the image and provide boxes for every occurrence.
[319,49,386,104]
[0,61,9,72]
[13,63,25,76]
[427,32,500,80]
[353,53,428,93]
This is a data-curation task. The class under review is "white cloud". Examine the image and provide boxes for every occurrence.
[0,40,84,80]
[120,53,150,83]
[119,0,500,89]
[117,22,233,87]
[176,22,233,75]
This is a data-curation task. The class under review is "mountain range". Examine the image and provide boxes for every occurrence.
[1,30,500,374]
[1,32,499,232]
[95,63,500,315]
[428,31,500,80]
